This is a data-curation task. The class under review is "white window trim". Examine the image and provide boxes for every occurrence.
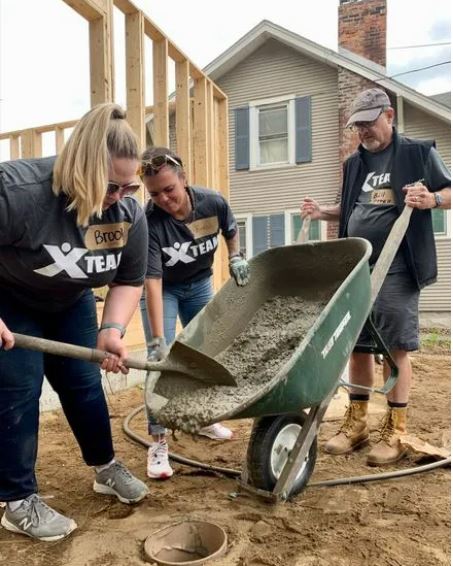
[249,95,296,171]
[235,213,253,259]
[284,209,327,244]
[249,93,296,107]
[434,209,450,240]
[237,211,328,259]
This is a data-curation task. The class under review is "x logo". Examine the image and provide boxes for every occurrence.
[34,244,88,279]
[162,241,195,267]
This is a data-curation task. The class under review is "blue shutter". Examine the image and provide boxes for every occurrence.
[270,214,285,247]
[295,96,312,163]
[252,216,268,256]
[234,107,250,170]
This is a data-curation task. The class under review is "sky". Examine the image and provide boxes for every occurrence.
[0,0,451,139]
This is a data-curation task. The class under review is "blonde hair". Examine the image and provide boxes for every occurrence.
[53,103,139,226]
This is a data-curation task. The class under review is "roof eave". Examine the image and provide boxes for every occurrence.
[204,20,450,124]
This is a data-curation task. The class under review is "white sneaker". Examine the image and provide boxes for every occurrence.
[147,441,174,479]
[198,423,233,440]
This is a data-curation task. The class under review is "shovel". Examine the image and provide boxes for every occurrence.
[11,333,237,386]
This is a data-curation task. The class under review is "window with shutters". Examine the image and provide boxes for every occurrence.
[234,95,311,171]
[250,96,295,168]
[235,210,325,260]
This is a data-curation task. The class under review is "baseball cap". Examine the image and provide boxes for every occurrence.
[346,88,391,127]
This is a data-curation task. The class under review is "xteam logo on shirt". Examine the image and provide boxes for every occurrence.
[162,242,195,266]
[34,242,122,279]
[362,171,391,192]
[163,236,218,267]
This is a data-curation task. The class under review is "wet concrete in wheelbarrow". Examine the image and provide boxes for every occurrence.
[155,296,327,433]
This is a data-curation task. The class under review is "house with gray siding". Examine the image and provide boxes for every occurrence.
[203,4,450,314]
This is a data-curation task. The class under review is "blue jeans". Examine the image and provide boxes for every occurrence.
[140,277,213,434]
[0,290,114,501]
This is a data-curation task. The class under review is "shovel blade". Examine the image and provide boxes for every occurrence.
[162,341,237,386]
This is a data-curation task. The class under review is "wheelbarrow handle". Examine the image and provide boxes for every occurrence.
[12,333,152,371]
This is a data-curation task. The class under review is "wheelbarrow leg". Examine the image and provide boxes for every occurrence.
[272,387,337,501]
[339,316,399,396]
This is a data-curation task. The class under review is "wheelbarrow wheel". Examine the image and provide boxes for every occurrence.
[246,414,317,497]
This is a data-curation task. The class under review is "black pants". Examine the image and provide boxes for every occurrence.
[0,290,114,501]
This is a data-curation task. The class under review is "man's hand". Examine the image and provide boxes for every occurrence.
[300,198,322,220]
[403,182,435,210]
[229,255,250,286]
[147,336,168,361]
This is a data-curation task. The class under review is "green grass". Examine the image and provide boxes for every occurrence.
[420,328,451,353]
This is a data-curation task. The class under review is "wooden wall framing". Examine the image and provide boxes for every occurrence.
[0,0,230,298]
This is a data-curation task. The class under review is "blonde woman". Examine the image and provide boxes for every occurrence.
[0,103,149,542]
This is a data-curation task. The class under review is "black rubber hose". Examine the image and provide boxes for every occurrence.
[309,458,451,487]
[123,404,451,487]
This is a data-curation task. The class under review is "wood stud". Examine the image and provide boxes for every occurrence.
[175,60,192,183]
[193,77,209,187]
[2,0,229,288]
[152,38,169,147]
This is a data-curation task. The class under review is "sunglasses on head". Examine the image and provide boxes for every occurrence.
[106,181,141,197]
[139,154,182,178]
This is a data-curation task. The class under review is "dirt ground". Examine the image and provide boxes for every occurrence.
[0,347,450,566]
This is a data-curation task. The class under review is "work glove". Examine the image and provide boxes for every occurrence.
[147,336,168,362]
[229,254,250,286]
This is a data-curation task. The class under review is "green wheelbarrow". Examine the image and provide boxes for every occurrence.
[148,208,412,502]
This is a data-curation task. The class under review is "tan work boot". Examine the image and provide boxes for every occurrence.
[367,406,408,466]
[324,400,370,455]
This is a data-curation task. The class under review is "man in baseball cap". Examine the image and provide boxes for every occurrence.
[345,87,391,128]
[301,87,451,466]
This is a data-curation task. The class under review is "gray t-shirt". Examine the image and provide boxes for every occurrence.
[146,186,237,285]
[0,156,148,311]
[347,145,450,270]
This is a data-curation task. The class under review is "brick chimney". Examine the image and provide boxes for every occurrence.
[327,0,388,240]
[338,0,387,67]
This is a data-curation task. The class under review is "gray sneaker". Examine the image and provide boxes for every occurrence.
[0,494,77,542]
[93,461,149,504]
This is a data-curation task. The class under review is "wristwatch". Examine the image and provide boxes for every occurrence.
[434,193,443,208]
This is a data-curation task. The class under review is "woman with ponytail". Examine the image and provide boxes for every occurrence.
[0,103,149,542]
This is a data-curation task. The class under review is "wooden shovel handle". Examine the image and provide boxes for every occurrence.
[370,205,413,304]
[12,333,151,371]
[297,216,311,243]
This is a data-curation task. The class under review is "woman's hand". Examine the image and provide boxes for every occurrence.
[147,336,168,361]
[97,327,129,374]
[229,255,250,286]
[0,318,14,350]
